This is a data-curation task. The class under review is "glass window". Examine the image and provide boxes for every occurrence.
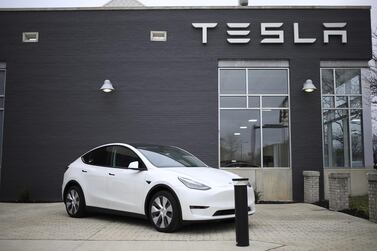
[350,110,364,167]
[248,69,288,94]
[335,69,361,94]
[220,96,246,108]
[262,110,290,167]
[321,68,364,168]
[323,110,350,167]
[113,146,140,168]
[321,69,334,94]
[248,97,260,108]
[83,146,113,167]
[350,96,362,109]
[220,69,246,94]
[322,96,334,109]
[137,145,207,168]
[219,67,290,168]
[335,96,347,108]
[262,96,288,108]
[220,110,261,167]
[0,70,5,96]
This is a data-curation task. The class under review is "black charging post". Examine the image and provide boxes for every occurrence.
[232,178,250,247]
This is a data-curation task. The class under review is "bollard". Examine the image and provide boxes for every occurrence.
[232,178,250,247]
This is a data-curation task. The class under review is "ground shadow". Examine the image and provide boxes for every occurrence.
[84,211,235,233]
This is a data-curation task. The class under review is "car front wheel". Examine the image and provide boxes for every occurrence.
[149,190,181,232]
[64,185,86,218]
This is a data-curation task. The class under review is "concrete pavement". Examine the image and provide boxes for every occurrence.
[0,203,376,250]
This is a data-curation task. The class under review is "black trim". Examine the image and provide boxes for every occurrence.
[86,206,147,220]
[189,205,209,209]
[213,207,251,216]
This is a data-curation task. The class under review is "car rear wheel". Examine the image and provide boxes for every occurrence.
[149,190,181,232]
[64,185,86,218]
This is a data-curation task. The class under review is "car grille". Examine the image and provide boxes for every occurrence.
[213,207,251,216]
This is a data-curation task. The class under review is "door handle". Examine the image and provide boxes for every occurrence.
[108,173,115,176]
[82,170,87,173]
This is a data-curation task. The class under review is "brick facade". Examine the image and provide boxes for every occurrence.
[303,171,320,203]
[328,173,350,211]
[368,172,377,223]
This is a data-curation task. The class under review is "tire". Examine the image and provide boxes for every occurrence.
[64,185,86,218]
[148,190,181,232]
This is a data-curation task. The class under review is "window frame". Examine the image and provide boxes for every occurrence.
[112,145,146,169]
[82,145,114,168]
[218,67,291,169]
[320,67,365,168]
[82,145,147,170]
[0,66,5,185]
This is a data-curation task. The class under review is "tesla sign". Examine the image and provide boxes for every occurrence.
[192,22,347,44]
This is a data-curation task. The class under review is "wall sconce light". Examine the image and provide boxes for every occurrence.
[100,79,115,93]
[302,79,317,93]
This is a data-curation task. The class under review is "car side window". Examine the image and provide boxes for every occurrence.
[113,146,140,168]
[82,146,113,167]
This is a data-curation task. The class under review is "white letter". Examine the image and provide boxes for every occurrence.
[192,23,218,44]
[323,23,347,44]
[294,23,316,44]
[261,23,284,44]
[226,23,250,44]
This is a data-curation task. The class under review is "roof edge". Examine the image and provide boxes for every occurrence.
[0,5,371,12]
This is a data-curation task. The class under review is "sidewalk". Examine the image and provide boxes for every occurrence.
[0,202,376,250]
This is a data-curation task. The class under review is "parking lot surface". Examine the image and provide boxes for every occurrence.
[0,202,377,250]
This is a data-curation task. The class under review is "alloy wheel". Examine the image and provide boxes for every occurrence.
[151,195,173,228]
[66,189,80,215]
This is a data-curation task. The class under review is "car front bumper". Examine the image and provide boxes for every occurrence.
[175,185,256,221]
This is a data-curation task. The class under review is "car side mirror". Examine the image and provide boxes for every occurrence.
[127,161,147,171]
[128,161,139,169]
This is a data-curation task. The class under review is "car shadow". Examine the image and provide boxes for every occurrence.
[84,211,235,233]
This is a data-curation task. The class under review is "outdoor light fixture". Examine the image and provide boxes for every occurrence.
[234,133,241,136]
[100,79,115,93]
[302,79,317,93]
[248,119,258,123]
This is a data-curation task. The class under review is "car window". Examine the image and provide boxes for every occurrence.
[113,146,140,168]
[137,145,207,168]
[82,146,113,167]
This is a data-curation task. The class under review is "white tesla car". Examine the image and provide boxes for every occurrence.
[62,143,255,232]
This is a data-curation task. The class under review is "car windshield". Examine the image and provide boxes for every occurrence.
[136,145,207,168]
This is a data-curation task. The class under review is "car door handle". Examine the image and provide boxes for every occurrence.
[82,170,87,173]
[108,173,115,176]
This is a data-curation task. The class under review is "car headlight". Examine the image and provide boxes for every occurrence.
[178,177,211,190]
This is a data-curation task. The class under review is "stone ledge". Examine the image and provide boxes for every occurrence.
[303,171,320,177]
[367,172,377,182]
[329,173,350,179]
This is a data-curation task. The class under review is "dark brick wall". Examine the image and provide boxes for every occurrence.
[0,8,371,201]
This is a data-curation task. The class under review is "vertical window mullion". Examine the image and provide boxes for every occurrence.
[260,95,263,168]
[246,69,249,108]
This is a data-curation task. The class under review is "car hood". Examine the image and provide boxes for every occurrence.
[162,167,240,187]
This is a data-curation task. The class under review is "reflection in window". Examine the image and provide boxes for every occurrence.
[262,110,289,167]
[220,110,261,167]
[220,96,246,108]
[321,68,364,168]
[248,69,288,94]
[321,69,334,94]
[220,69,246,94]
[323,110,350,167]
[262,96,288,108]
[335,69,361,94]
[350,110,364,167]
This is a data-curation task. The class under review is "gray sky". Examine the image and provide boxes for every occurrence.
[0,0,375,29]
